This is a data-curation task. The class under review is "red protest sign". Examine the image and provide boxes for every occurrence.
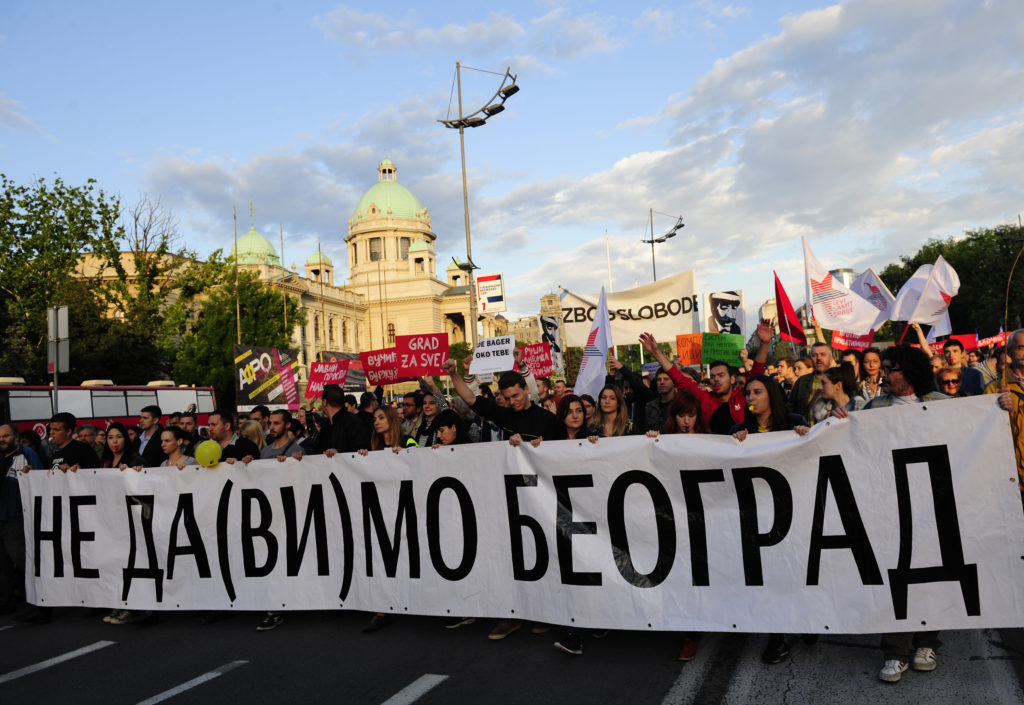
[521,342,553,377]
[360,348,404,386]
[831,330,874,351]
[305,359,350,399]
[395,334,449,376]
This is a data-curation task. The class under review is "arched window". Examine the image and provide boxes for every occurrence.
[329,318,335,347]
[370,238,383,262]
[387,323,396,344]
[313,315,320,344]
[342,319,348,348]
[400,237,411,260]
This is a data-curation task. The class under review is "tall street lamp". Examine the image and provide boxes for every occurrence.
[439,62,519,348]
[640,208,684,282]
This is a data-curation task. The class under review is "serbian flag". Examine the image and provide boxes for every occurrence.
[773,271,807,346]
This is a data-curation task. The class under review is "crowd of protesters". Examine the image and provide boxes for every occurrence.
[2,322,1022,684]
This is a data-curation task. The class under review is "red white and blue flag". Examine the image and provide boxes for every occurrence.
[574,287,613,400]
[802,238,880,334]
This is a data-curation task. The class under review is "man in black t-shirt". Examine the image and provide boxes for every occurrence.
[317,385,370,455]
[207,410,260,462]
[48,412,101,472]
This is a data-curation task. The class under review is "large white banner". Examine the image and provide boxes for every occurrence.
[560,271,699,347]
[21,397,1024,634]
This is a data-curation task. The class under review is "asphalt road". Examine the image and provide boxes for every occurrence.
[2,608,1023,704]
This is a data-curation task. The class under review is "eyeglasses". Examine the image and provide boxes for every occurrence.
[940,378,962,386]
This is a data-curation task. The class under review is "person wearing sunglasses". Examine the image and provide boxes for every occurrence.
[936,367,967,398]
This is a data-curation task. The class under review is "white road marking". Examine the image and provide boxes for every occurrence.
[0,640,116,685]
[0,625,13,632]
[380,674,450,705]
[135,660,249,705]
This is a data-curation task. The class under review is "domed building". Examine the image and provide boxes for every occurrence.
[238,158,502,387]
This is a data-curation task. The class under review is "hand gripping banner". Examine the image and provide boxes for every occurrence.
[20,397,1024,634]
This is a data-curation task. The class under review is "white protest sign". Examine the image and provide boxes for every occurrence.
[20,397,1024,635]
[471,335,515,375]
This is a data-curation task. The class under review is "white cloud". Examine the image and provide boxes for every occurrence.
[0,93,52,139]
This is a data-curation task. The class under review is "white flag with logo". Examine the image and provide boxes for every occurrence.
[890,264,933,321]
[907,256,960,326]
[573,287,613,400]
[802,238,880,334]
[850,268,896,329]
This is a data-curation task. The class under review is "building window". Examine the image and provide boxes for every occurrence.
[328,318,335,347]
[387,323,395,344]
[370,237,383,261]
[351,243,357,265]
[400,237,411,260]
[414,257,424,272]
[313,315,320,344]
[342,319,348,348]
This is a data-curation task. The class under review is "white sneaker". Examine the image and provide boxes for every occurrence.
[913,647,937,671]
[879,659,909,682]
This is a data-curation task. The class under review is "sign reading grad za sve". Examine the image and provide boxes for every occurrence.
[20,397,1024,635]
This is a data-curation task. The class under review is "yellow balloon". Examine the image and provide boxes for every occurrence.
[195,440,222,467]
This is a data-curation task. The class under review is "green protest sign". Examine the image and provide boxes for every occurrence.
[700,333,745,366]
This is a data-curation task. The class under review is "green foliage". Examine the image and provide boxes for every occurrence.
[448,341,473,376]
[0,174,123,381]
[172,271,306,409]
[879,223,1024,334]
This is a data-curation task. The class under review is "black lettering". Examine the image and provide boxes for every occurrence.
[282,485,329,576]
[167,493,211,580]
[562,308,572,323]
[68,496,98,579]
[888,445,979,619]
[426,477,477,581]
[667,298,682,316]
[586,306,596,322]
[554,475,601,586]
[608,471,674,587]
[504,475,549,581]
[732,467,793,586]
[653,301,668,319]
[806,456,881,586]
[122,495,164,601]
[679,469,726,586]
[615,308,629,321]
[362,480,420,578]
[328,473,355,601]
[638,305,654,320]
[216,479,236,602]
[34,496,62,578]
[241,489,279,578]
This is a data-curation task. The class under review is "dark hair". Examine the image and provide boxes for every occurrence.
[403,391,423,406]
[49,411,77,431]
[344,394,357,407]
[798,356,813,370]
[882,344,935,396]
[663,391,708,434]
[537,377,551,388]
[654,369,674,382]
[497,371,527,391]
[432,409,468,445]
[21,428,41,451]
[102,421,133,465]
[580,394,595,407]
[162,425,191,444]
[594,385,628,437]
[742,375,793,432]
[370,406,403,451]
[839,347,862,371]
[942,338,964,353]
[140,405,162,418]
[778,357,796,368]
[322,384,345,408]
[359,392,377,411]
[168,412,181,422]
[270,409,293,424]
[555,394,587,438]
[180,411,197,424]
[811,342,832,353]
[823,362,857,396]
[251,404,270,418]
[209,409,236,431]
[287,419,305,438]
[708,360,734,375]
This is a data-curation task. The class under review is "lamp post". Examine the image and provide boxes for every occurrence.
[640,208,685,282]
[439,62,520,348]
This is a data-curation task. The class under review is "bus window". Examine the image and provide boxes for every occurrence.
[126,390,159,416]
[92,390,128,418]
[197,390,215,413]
[8,390,52,421]
[57,390,92,418]
[156,389,199,414]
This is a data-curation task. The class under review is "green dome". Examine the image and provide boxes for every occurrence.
[306,252,333,266]
[447,259,461,271]
[352,159,428,223]
[232,226,280,266]
[408,239,432,253]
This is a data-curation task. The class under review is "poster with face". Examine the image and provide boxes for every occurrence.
[539,315,566,375]
[706,290,745,336]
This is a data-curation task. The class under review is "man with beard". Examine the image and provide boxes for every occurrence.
[207,410,260,462]
[259,409,300,460]
[645,369,678,432]
[788,342,836,423]
[179,411,199,455]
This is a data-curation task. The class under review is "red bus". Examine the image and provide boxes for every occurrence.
[0,382,217,438]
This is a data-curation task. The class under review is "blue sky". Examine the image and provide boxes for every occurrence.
[2,0,1022,331]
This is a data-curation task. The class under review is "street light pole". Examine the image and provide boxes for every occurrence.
[440,62,520,349]
[640,210,685,283]
[455,61,478,349]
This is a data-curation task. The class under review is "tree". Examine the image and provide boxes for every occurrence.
[0,174,124,382]
[879,223,1024,335]
[93,195,229,375]
[173,271,306,409]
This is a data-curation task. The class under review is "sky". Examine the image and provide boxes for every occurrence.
[2,0,1022,332]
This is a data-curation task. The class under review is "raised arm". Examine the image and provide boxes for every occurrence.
[442,358,477,406]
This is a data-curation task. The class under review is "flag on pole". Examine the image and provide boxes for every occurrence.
[908,255,960,326]
[925,311,953,342]
[802,238,880,334]
[850,267,896,329]
[891,264,933,321]
[573,287,613,401]
[773,271,807,346]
